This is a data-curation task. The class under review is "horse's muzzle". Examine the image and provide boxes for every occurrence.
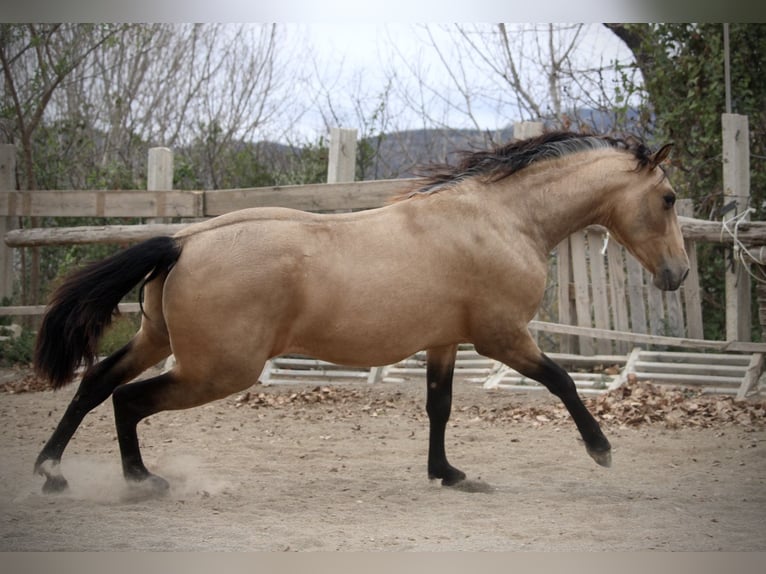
[653,265,690,291]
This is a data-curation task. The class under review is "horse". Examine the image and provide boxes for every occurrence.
[32,131,689,495]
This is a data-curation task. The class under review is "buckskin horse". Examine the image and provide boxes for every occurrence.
[32,131,689,494]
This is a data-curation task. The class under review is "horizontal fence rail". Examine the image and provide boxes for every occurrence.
[5,216,766,249]
[0,178,417,219]
[0,189,204,218]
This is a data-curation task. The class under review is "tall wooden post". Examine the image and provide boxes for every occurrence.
[147,147,173,224]
[327,128,357,185]
[0,145,16,303]
[147,147,174,192]
[722,113,751,342]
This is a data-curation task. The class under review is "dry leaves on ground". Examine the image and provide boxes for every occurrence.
[588,379,766,429]
[0,370,49,394]
[231,379,765,430]
[2,368,764,430]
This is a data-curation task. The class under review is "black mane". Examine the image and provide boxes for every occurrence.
[409,131,655,196]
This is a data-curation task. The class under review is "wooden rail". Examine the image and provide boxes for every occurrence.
[4,224,188,247]
[0,179,414,219]
[0,189,204,218]
[5,210,766,249]
[0,303,140,317]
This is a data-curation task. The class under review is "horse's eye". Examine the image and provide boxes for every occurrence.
[663,193,676,209]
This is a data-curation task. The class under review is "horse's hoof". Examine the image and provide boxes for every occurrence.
[430,466,467,486]
[586,445,612,468]
[128,473,170,495]
[35,459,69,494]
[42,474,69,494]
[441,471,467,487]
[147,474,170,492]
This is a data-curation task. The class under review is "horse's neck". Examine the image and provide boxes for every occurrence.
[495,157,621,253]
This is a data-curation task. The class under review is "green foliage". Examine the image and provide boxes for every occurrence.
[173,155,203,190]
[625,24,765,215]
[30,119,148,192]
[696,243,728,341]
[270,137,329,186]
[614,23,766,339]
[173,125,329,190]
[174,138,281,191]
[0,315,140,368]
[0,326,35,367]
[98,313,141,356]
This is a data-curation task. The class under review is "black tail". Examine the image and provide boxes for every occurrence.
[34,236,182,389]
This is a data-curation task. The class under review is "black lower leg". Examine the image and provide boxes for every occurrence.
[112,373,174,491]
[524,354,611,466]
[426,347,466,485]
[35,344,134,492]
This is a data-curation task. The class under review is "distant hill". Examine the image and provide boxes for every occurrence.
[358,127,516,180]
[252,108,644,183]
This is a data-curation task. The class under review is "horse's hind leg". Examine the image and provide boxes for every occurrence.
[34,335,171,493]
[111,371,178,492]
[425,344,466,486]
[111,365,259,493]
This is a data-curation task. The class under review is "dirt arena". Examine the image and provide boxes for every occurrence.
[1,368,764,551]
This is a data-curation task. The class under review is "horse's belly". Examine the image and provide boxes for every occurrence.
[281,302,467,367]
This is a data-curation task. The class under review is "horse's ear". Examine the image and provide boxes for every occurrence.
[650,143,673,169]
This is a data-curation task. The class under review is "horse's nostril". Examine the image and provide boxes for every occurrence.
[654,265,688,291]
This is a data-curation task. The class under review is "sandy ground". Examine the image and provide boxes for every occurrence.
[1,374,765,552]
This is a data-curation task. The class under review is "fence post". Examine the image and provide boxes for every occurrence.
[0,144,16,303]
[147,147,173,223]
[514,121,544,140]
[721,113,751,341]
[327,128,357,184]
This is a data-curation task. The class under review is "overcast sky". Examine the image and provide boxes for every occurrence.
[287,23,636,138]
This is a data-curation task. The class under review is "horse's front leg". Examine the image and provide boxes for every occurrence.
[525,354,611,466]
[425,344,466,486]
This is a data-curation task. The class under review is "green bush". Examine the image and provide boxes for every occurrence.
[98,313,141,356]
[0,313,141,369]
[0,326,35,367]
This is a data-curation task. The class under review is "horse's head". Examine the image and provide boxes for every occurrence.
[606,143,690,291]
